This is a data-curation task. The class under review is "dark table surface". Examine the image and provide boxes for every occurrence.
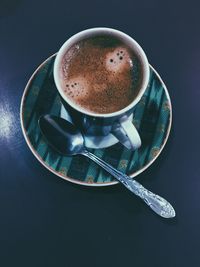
[0,1,200,266]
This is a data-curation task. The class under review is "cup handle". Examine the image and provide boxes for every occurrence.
[112,119,141,150]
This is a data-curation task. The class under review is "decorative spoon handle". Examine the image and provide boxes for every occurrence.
[83,150,175,218]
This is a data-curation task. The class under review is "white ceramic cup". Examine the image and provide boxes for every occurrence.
[54,28,150,150]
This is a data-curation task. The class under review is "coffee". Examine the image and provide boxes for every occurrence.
[59,35,142,114]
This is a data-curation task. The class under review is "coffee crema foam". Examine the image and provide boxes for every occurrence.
[60,36,142,114]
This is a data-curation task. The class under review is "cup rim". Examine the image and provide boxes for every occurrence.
[54,27,150,118]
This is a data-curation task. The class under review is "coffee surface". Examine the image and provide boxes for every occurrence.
[60,35,142,114]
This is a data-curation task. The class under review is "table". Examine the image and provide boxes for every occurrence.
[0,1,200,266]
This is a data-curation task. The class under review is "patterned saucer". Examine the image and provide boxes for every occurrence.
[20,54,172,186]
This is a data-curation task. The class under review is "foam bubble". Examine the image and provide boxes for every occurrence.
[105,47,132,73]
[64,76,89,100]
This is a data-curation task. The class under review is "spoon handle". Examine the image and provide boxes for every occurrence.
[83,150,175,218]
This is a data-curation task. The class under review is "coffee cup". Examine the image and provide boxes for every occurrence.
[54,27,150,150]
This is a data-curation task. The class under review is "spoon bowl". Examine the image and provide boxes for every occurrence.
[39,115,85,155]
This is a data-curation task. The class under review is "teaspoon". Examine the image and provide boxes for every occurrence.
[39,115,175,219]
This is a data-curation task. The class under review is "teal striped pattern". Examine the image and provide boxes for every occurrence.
[21,55,171,185]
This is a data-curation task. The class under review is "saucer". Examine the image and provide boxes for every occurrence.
[20,54,172,186]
